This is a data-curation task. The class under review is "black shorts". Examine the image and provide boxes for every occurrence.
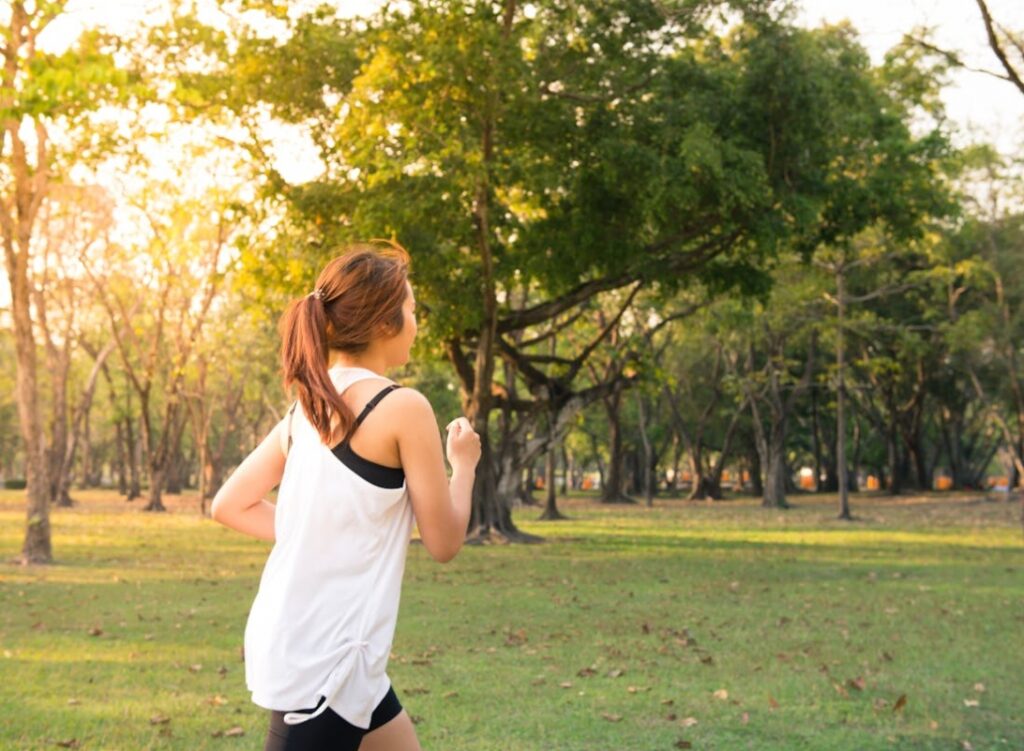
[263,686,404,751]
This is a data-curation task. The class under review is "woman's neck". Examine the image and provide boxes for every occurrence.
[328,349,389,376]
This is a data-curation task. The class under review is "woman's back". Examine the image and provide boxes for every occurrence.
[245,366,414,728]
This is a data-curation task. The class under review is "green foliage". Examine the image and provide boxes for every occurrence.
[186,0,951,358]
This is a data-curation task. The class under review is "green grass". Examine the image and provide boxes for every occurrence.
[1,489,1022,750]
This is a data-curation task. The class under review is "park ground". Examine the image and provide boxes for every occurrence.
[0,489,1021,751]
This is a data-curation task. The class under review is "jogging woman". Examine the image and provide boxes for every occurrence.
[211,243,480,750]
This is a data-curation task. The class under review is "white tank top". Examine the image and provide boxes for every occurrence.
[244,366,414,728]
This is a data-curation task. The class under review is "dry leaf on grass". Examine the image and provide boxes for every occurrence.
[601,712,623,722]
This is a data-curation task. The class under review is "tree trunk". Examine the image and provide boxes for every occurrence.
[886,420,902,495]
[146,464,166,512]
[5,206,51,563]
[812,386,824,492]
[836,268,852,520]
[636,392,654,507]
[127,419,142,499]
[601,387,633,503]
[762,422,789,509]
[850,417,862,492]
[538,418,567,520]
[688,443,709,501]
[748,443,763,497]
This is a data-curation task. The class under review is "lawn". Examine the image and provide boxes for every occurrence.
[1,489,1021,750]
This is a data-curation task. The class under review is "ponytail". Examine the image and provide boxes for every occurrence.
[279,294,352,446]
[278,241,411,447]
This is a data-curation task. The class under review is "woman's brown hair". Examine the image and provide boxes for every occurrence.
[279,241,411,445]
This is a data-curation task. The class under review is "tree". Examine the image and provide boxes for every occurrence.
[86,174,236,511]
[1,2,132,562]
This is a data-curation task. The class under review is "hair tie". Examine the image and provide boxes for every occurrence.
[310,288,325,301]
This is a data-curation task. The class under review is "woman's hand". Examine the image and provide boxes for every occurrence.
[445,417,481,473]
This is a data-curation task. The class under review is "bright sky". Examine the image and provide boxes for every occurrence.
[795,0,1024,155]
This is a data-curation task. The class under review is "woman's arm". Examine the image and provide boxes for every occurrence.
[210,421,287,541]
[394,389,480,563]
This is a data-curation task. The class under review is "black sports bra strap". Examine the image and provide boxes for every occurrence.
[343,384,402,445]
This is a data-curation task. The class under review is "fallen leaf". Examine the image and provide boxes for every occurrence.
[741,712,749,724]
[963,699,979,707]
[443,691,458,699]
[680,717,698,727]
[873,698,889,710]
[66,698,80,706]
[973,683,985,693]
[665,713,677,721]
[929,720,938,730]
[893,694,907,713]
[559,681,573,689]
[88,627,103,637]
[833,682,849,698]
[675,741,693,749]
[768,695,780,710]
[224,726,244,737]
[847,677,866,691]
[606,668,623,678]
[713,689,729,700]
[55,740,79,749]
[700,655,714,665]
[626,685,649,693]
[149,715,170,725]
[601,713,623,722]
[504,628,527,646]
[577,666,597,678]
[188,664,203,673]
[661,699,675,706]
[207,695,228,707]
[961,742,974,751]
